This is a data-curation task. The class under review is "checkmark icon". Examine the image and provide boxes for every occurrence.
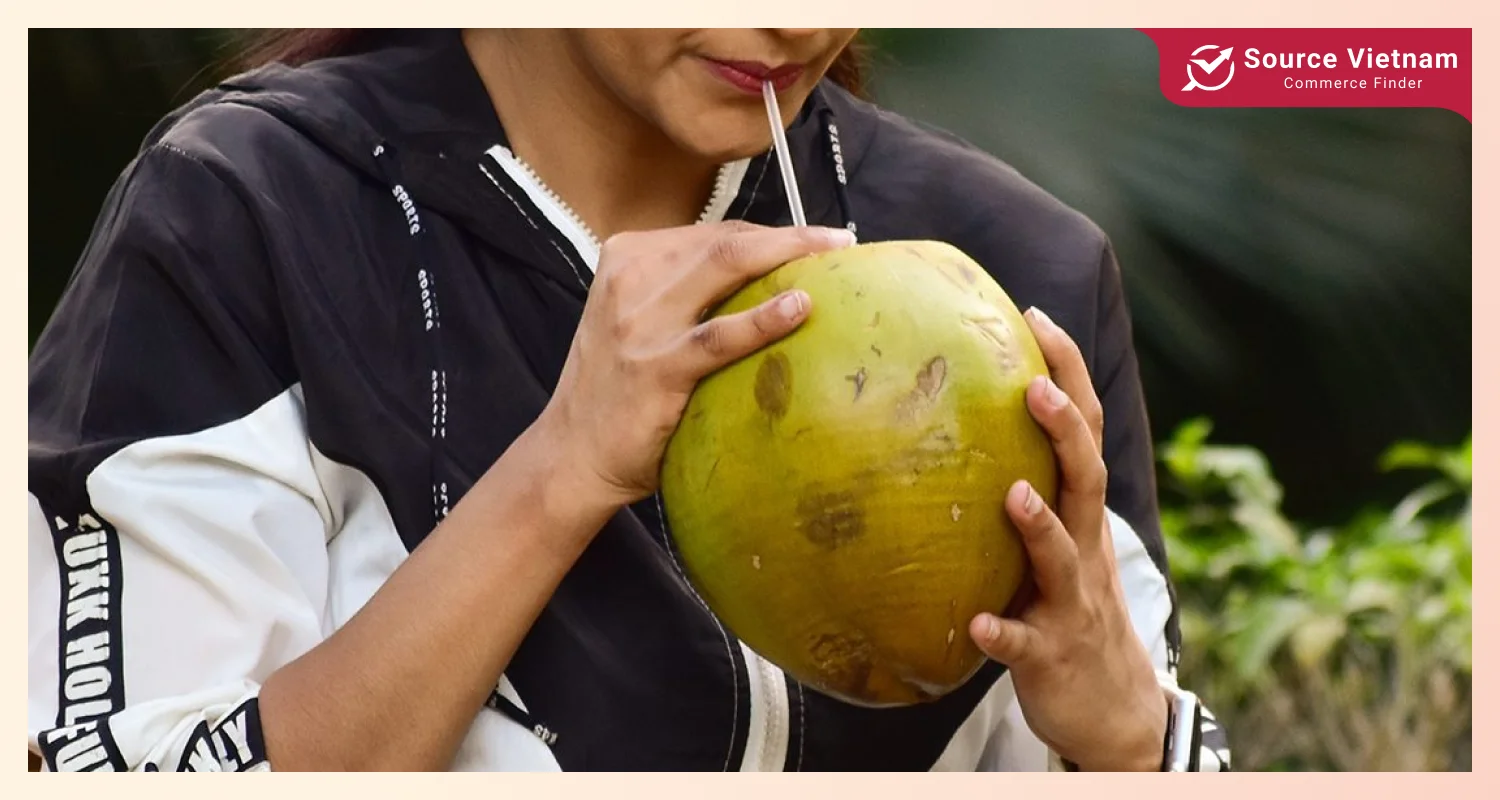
[1183,45,1237,91]
[1190,47,1234,74]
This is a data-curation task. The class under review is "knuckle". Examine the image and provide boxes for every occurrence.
[594,258,629,296]
[1044,519,1075,554]
[1071,411,1098,446]
[1011,628,1045,666]
[1054,326,1085,358]
[592,261,617,291]
[657,246,686,272]
[1081,458,1109,498]
[751,303,781,336]
[719,219,759,236]
[603,262,649,303]
[617,348,651,379]
[600,231,636,260]
[611,309,642,341]
[1087,404,1105,436]
[1082,600,1107,631]
[1066,336,1086,361]
[799,225,836,248]
[690,320,728,358]
[998,630,1024,661]
[706,233,750,270]
[1059,542,1083,580]
[1079,394,1104,427]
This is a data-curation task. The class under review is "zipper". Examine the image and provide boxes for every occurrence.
[485,144,750,273]
[483,143,791,771]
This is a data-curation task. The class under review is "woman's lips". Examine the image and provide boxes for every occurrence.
[703,58,805,94]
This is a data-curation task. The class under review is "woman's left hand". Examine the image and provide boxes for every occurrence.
[968,307,1167,772]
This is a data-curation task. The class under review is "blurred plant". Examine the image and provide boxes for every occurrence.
[1158,419,1471,771]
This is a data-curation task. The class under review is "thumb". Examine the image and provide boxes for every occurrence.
[970,613,1041,668]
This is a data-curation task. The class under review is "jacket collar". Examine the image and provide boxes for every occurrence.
[366,29,859,233]
[217,29,858,294]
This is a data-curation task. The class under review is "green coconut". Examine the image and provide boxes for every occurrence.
[660,239,1057,707]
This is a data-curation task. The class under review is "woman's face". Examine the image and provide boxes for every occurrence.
[560,29,860,162]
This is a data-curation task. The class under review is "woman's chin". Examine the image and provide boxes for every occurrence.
[676,132,776,166]
[659,107,782,165]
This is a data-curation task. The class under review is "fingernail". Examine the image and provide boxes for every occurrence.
[1022,482,1042,515]
[1044,378,1069,409]
[821,227,857,248]
[776,290,807,319]
[1008,481,1032,515]
[976,613,1000,643]
[1026,307,1056,331]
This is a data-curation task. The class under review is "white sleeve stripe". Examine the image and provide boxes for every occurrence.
[38,716,127,772]
[162,696,268,772]
[40,504,128,733]
[30,387,327,771]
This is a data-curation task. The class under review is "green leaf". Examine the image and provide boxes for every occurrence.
[1303,531,1335,561]
[1161,417,1214,481]
[1351,544,1425,582]
[1344,579,1401,614]
[1388,480,1458,530]
[1380,437,1472,485]
[1417,596,1450,626]
[1290,614,1347,670]
[1231,502,1302,559]
[1380,441,1445,470]
[1197,445,1282,503]
[1228,597,1313,679]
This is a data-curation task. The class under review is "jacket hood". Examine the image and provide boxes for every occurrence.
[173,29,868,292]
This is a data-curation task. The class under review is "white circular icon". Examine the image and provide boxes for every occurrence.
[1183,44,1236,92]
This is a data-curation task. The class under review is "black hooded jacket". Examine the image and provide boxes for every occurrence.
[27,30,1228,772]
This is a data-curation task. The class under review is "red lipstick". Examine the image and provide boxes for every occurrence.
[704,58,805,94]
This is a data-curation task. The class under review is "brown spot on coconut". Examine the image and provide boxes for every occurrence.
[845,367,867,401]
[754,352,792,421]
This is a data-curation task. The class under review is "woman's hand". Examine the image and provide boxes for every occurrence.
[259,223,855,771]
[537,221,856,509]
[968,307,1168,772]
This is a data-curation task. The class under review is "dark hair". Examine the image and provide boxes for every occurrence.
[231,29,871,98]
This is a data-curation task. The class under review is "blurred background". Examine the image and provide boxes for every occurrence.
[30,29,1471,771]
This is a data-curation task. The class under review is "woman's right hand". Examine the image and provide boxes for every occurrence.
[255,223,852,770]
[537,221,856,509]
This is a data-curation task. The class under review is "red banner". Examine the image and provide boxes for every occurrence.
[1137,28,1471,121]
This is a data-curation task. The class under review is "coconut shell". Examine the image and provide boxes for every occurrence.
[660,240,1057,707]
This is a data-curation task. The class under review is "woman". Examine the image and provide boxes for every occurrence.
[27,29,1229,772]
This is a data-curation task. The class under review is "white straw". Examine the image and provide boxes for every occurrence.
[762,80,808,228]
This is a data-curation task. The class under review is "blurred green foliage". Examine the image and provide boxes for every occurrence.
[1159,420,1471,770]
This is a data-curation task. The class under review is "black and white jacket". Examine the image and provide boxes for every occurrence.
[27,30,1229,772]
